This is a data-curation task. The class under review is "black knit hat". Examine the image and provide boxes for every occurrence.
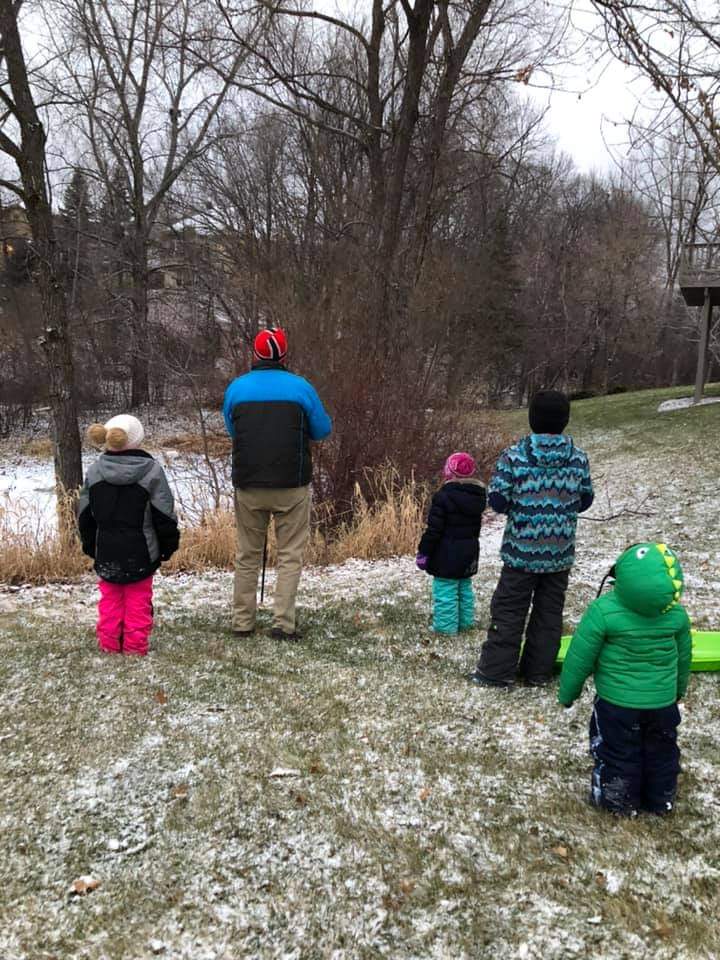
[529,390,570,434]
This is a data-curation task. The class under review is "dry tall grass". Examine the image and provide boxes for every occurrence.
[156,431,231,458]
[0,506,90,584]
[0,468,432,584]
[18,438,55,459]
[144,469,429,573]
[309,470,429,566]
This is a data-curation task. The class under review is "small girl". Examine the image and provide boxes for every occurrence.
[77,414,179,656]
[416,452,486,634]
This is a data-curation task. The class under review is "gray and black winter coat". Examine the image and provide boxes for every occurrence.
[77,450,179,584]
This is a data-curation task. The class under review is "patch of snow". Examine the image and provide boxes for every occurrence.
[658,396,720,412]
[0,451,232,533]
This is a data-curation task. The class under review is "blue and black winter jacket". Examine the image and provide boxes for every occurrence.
[488,433,593,573]
[223,361,332,489]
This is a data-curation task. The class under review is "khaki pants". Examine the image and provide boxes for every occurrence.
[233,485,311,633]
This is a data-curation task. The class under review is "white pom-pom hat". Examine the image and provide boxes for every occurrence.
[105,414,145,449]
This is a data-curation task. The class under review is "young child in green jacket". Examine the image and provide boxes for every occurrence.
[558,542,692,817]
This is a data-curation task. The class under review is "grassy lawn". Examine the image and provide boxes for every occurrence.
[1,384,720,959]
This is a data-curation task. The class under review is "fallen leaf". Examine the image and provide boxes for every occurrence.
[399,879,415,896]
[654,917,674,939]
[308,761,324,775]
[595,872,606,887]
[419,787,431,802]
[172,783,189,799]
[70,875,101,896]
[551,845,569,860]
[154,689,168,705]
[382,893,400,911]
[294,793,307,806]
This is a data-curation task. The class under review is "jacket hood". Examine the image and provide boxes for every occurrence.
[441,480,486,516]
[442,479,485,492]
[97,450,155,486]
[524,434,575,467]
[613,542,684,618]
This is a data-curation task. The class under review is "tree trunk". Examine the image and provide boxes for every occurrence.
[377,0,433,275]
[0,0,83,531]
[130,236,151,407]
[412,0,493,278]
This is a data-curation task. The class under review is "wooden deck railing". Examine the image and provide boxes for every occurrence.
[679,242,720,278]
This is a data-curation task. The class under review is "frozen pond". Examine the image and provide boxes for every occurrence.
[0,451,233,533]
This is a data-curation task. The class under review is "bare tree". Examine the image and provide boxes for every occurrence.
[592,1,720,173]
[47,0,265,405]
[0,0,83,526]
[215,0,568,326]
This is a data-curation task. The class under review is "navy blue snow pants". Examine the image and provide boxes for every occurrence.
[589,698,681,816]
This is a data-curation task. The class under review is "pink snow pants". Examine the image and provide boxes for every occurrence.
[97,576,154,656]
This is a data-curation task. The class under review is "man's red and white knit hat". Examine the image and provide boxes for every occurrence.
[253,328,288,362]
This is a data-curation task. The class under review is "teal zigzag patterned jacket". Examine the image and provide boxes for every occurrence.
[488,434,593,573]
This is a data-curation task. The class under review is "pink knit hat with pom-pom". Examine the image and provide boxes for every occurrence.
[443,452,476,481]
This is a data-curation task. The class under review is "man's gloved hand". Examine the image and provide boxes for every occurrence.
[415,553,429,571]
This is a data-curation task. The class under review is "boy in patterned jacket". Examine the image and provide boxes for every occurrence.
[470,391,593,688]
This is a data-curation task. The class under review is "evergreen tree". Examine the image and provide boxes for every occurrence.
[60,167,93,229]
[98,166,131,234]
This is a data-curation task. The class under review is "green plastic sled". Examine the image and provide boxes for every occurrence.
[555,631,720,673]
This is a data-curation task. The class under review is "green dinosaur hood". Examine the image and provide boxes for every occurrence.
[613,542,684,618]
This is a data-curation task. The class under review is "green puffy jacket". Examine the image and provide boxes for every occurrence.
[558,542,692,709]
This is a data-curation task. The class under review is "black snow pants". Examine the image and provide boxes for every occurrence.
[589,698,681,816]
[475,565,570,684]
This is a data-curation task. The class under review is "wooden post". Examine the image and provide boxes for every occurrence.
[694,287,712,404]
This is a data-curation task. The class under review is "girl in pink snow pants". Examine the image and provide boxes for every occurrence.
[77,415,180,656]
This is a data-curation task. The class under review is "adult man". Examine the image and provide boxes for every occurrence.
[223,328,332,640]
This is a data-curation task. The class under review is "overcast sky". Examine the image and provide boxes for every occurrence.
[525,0,657,174]
[527,61,648,174]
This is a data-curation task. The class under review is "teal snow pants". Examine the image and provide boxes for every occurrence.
[432,577,475,634]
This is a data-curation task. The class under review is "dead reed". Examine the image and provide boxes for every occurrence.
[0,467,432,584]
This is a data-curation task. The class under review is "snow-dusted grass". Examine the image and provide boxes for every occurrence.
[1,384,719,958]
[2,557,720,959]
